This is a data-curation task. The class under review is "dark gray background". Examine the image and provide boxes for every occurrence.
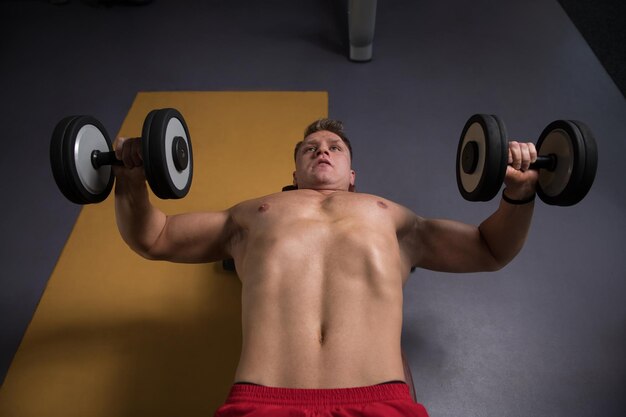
[1,1,624,416]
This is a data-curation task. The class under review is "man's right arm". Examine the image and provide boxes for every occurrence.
[114,137,233,264]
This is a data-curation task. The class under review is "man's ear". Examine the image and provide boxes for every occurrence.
[349,169,356,192]
[292,171,297,187]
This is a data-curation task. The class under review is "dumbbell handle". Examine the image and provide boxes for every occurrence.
[91,136,187,171]
[91,150,123,169]
[527,154,556,171]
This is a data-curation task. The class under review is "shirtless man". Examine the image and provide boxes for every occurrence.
[114,119,538,417]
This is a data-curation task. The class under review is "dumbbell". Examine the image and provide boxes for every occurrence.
[456,114,597,206]
[50,108,193,204]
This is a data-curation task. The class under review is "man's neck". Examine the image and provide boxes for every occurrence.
[298,187,349,196]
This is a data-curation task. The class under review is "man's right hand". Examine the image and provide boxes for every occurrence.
[113,137,146,185]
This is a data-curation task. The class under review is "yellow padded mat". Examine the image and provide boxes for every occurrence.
[0,91,328,417]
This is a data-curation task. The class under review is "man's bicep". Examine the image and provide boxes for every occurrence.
[149,210,234,263]
[413,218,500,273]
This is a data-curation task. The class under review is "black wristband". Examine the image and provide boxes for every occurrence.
[502,189,535,205]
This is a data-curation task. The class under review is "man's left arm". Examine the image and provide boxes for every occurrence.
[403,141,539,273]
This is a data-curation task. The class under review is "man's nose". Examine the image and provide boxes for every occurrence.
[316,146,329,156]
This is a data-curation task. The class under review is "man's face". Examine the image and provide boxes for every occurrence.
[293,130,355,191]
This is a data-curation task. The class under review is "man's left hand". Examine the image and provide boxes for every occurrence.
[504,141,539,200]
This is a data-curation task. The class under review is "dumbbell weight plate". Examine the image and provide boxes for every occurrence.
[50,116,114,204]
[142,108,193,199]
[536,120,597,206]
[456,114,508,201]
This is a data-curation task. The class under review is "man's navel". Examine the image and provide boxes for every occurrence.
[318,326,327,346]
[377,200,388,209]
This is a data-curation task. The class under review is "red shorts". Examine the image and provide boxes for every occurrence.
[214,382,430,417]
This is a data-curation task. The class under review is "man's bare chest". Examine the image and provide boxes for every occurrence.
[236,191,399,234]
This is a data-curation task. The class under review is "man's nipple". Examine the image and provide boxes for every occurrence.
[258,203,270,213]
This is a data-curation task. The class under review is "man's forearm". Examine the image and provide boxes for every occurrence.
[114,179,167,258]
[478,192,534,269]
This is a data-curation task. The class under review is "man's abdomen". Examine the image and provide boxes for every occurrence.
[234,265,406,388]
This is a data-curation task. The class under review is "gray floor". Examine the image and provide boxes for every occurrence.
[1,1,625,416]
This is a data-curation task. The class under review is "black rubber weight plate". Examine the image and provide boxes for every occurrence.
[50,115,114,204]
[536,120,597,206]
[456,114,508,201]
[51,116,83,203]
[66,116,114,204]
[142,108,193,199]
[569,120,598,205]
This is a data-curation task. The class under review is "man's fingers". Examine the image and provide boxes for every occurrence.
[115,137,143,168]
[528,142,538,163]
[114,137,127,161]
[509,141,522,170]
[131,139,143,166]
[509,141,538,171]
[520,144,531,171]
